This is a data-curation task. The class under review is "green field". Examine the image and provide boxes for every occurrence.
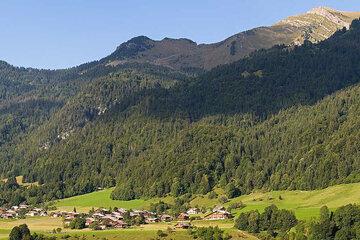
[56,182,360,220]
[0,229,10,240]
[194,182,360,220]
[55,188,175,212]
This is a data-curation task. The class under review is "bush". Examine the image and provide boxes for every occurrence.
[190,226,231,240]
[9,224,31,240]
[149,201,171,214]
[208,191,218,199]
[190,216,201,221]
[225,182,241,198]
[156,230,167,238]
[69,217,86,229]
[9,225,58,240]
[227,202,246,212]
[89,221,101,230]
[218,195,228,204]
[235,205,297,233]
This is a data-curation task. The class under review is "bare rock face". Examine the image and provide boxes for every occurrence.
[276,6,359,45]
[307,7,350,28]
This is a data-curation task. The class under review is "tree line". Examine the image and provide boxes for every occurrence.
[234,204,360,240]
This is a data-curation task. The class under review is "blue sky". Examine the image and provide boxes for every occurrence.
[0,0,359,69]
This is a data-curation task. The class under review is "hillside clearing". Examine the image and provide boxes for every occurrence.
[1,176,39,187]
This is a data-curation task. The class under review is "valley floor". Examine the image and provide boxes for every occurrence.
[0,217,257,240]
[2,182,360,240]
[55,182,360,220]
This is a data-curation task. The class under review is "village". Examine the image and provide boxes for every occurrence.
[60,205,233,230]
[0,204,48,219]
[0,204,233,231]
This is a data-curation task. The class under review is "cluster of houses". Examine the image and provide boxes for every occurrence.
[203,206,232,220]
[0,204,47,219]
[53,209,127,230]
[51,206,232,230]
[183,206,232,221]
[53,208,164,230]
[0,204,232,231]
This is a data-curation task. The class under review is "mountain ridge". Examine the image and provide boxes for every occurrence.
[101,6,360,71]
[2,7,354,71]
[3,6,357,72]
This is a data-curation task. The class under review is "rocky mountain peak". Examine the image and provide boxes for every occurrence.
[307,6,350,28]
[308,6,335,14]
[125,36,152,45]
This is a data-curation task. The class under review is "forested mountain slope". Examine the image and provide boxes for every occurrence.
[1,20,360,205]
[111,21,360,199]
[0,59,188,152]
[112,84,360,199]
[0,67,190,204]
[1,6,358,158]
[157,22,360,119]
